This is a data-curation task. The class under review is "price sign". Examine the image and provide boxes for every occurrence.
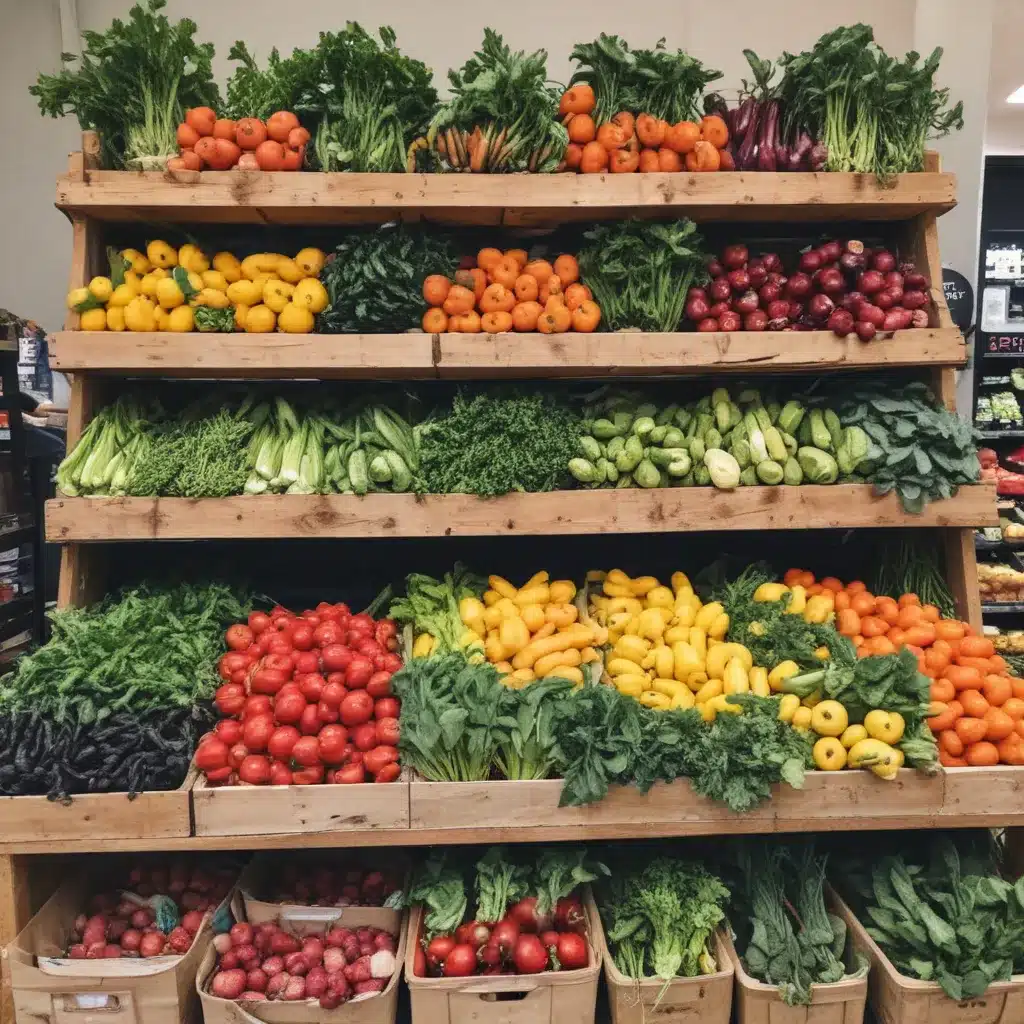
[987,334,1024,354]
[942,268,974,331]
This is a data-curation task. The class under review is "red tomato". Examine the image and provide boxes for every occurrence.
[245,644,261,661]
[321,681,346,708]
[269,761,293,786]
[376,717,400,746]
[215,719,243,746]
[194,738,230,772]
[556,933,588,970]
[242,714,274,753]
[218,651,248,680]
[299,674,325,702]
[267,726,301,761]
[267,636,294,656]
[215,683,246,716]
[264,652,295,675]
[226,624,254,651]
[257,630,277,655]
[346,749,363,765]
[292,765,325,785]
[251,668,288,695]
[238,755,271,786]
[346,657,374,690]
[230,668,249,687]
[374,762,401,783]
[302,612,321,626]
[366,671,392,698]
[228,743,249,770]
[376,619,398,641]
[299,704,321,736]
[355,637,383,659]
[290,624,314,651]
[248,611,272,634]
[352,723,379,752]
[375,697,400,720]
[318,725,350,764]
[243,695,273,720]
[317,701,340,724]
[349,613,374,633]
[274,691,307,725]
[313,622,343,648]
[291,736,320,767]
[334,763,365,784]
[293,651,320,674]
[381,653,403,674]
[363,746,399,776]
[321,644,353,673]
[340,690,374,727]
[206,766,233,783]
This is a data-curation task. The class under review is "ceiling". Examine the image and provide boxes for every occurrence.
[987,0,1024,152]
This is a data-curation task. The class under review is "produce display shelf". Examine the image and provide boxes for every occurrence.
[0,767,1019,855]
[978,429,1024,439]
[981,602,1024,614]
[49,328,967,379]
[55,167,958,227]
[44,485,998,542]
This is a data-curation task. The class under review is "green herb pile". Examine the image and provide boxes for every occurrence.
[568,35,722,125]
[596,853,729,980]
[832,832,1024,1001]
[417,389,580,497]
[31,0,219,169]
[731,841,866,1006]
[577,221,710,333]
[317,225,459,334]
[224,41,321,121]
[870,537,956,618]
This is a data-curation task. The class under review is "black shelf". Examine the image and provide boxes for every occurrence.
[984,351,1024,359]
[977,429,1024,439]
[982,602,1024,614]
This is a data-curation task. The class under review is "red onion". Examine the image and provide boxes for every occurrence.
[722,244,748,269]
[727,268,751,292]
[902,290,928,310]
[821,240,842,263]
[882,310,905,331]
[707,258,724,277]
[905,271,929,289]
[858,304,885,328]
[799,250,823,273]
[709,301,730,318]
[766,271,786,286]
[734,290,760,314]
[911,309,929,328]
[768,317,790,331]
[875,290,896,311]
[686,287,707,302]
[709,278,732,302]
[767,300,791,321]
[872,251,896,273]
[807,294,836,321]
[883,271,905,291]
[841,291,865,313]
[744,310,769,331]
[747,259,768,287]
[788,301,804,320]
[719,311,742,332]
[828,309,855,336]
[697,318,720,332]
[759,282,781,304]
[840,251,866,275]
[685,297,710,321]
[857,270,885,295]
[845,239,865,254]
[786,273,812,299]
[818,268,845,295]
[855,321,877,342]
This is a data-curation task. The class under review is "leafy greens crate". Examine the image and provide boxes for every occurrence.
[833,891,1024,1024]
[587,891,733,1024]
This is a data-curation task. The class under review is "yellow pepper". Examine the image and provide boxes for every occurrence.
[412,633,435,658]
[778,694,800,722]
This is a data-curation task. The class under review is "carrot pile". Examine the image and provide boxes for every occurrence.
[784,569,1024,768]
[421,248,602,335]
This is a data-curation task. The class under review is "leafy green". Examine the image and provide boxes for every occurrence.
[533,846,609,917]
[31,0,219,169]
[418,389,580,497]
[494,676,572,781]
[389,565,485,657]
[225,41,322,121]
[405,854,468,940]
[0,583,250,725]
[475,847,532,924]
[578,220,710,333]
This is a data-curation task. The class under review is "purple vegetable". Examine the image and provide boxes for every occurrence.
[809,143,828,171]
[807,294,836,322]
[737,102,761,170]
[733,97,756,141]
[828,309,855,336]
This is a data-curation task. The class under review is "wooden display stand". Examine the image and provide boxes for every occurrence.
[0,133,1006,1022]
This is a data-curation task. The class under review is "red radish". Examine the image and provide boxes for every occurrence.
[139,932,166,958]
[872,251,897,272]
[86,942,107,959]
[246,968,269,992]
[103,945,122,958]
[685,297,710,321]
[727,269,751,292]
[697,318,720,333]
[354,978,386,995]
[707,258,725,277]
[324,948,347,974]
[827,309,855,336]
[722,244,748,269]
[557,933,589,969]
[759,282,781,304]
[855,321,877,342]
[283,977,307,1000]
[121,929,143,952]
[708,302,730,319]
[131,908,154,930]
[744,310,769,331]
[489,918,520,954]
[262,955,285,976]
[443,944,478,977]
[265,973,289,998]
[427,936,456,968]
[479,942,502,967]
[212,969,247,999]
[514,934,549,974]
[540,930,560,949]
[305,966,329,997]
[508,897,553,934]
[168,927,193,954]
[270,932,301,956]
[555,896,587,934]
[230,923,253,947]
[284,951,310,976]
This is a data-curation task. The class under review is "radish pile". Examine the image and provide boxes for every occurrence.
[207,921,398,1007]
[65,861,234,959]
[685,240,933,339]
[260,861,404,908]
[195,602,403,786]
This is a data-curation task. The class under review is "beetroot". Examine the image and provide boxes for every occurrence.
[799,250,822,273]
[685,297,710,321]
[709,278,732,302]
[827,309,855,336]
[744,310,769,331]
[855,321,877,342]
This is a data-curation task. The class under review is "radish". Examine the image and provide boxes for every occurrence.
[302,936,325,967]
[246,969,268,992]
[353,978,386,995]
[855,321,877,342]
[262,955,285,976]
[139,932,166,958]
[490,918,520,954]
[722,244,748,269]
[220,951,240,970]
[305,966,329,997]
[270,932,300,955]
[761,252,782,272]
[709,278,732,302]
[181,910,204,935]
[238,992,266,1001]
[555,896,586,934]
[103,945,122,958]
[229,922,253,947]
[233,943,257,966]
[799,250,822,273]
[282,977,307,1000]
[324,947,347,974]
[697,318,720,332]
[211,969,247,999]
[508,897,552,934]
[69,944,88,959]
[168,927,192,954]
[442,945,476,977]
[719,311,742,332]
[479,941,502,967]
[733,291,760,314]
[284,951,309,976]
[513,934,549,974]
[265,973,290,998]
[370,950,396,978]
[346,955,373,983]
[86,942,107,959]
[325,926,352,947]
[818,268,844,295]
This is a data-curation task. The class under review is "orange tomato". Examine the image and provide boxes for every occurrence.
[699,114,729,148]
[931,677,956,703]
[783,569,804,586]
[553,255,580,287]
[477,248,504,271]
[984,707,1015,741]
[990,655,1009,673]
[638,149,661,172]
[422,275,452,306]
[834,591,851,612]
[983,675,1012,708]
[903,625,936,649]
[1014,679,1024,701]
[935,620,966,644]
[850,592,877,617]
[954,717,988,746]
[925,647,951,677]
[896,604,923,629]
[568,114,597,145]
[609,148,640,172]
[959,689,989,719]
[943,664,983,691]
[939,751,968,768]
[920,604,940,623]
[635,114,667,149]
[928,702,956,732]
[960,636,995,659]
[852,635,864,648]
[596,122,628,152]
[656,148,682,172]
[867,636,896,655]
[1001,697,1024,721]
[524,260,555,286]
[559,84,596,116]
[819,577,844,593]
[489,257,521,290]
[875,597,900,625]
[564,143,583,170]
[579,140,609,173]
[442,285,476,316]
[837,609,861,637]
[997,734,1024,765]
[965,741,1000,766]
[887,627,907,649]
[796,571,816,589]
[898,593,921,608]
[514,274,539,303]
[846,580,867,594]
[664,121,701,154]
[807,584,824,596]
[938,729,964,756]
[860,616,888,639]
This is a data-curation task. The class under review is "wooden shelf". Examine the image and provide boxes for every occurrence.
[50,328,965,379]
[55,168,957,227]
[0,767,1018,854]
[45,485,997,542]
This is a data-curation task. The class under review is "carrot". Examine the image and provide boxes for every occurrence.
[960,636,995,659]
[965,741,1000,766]
[955,717,988,745]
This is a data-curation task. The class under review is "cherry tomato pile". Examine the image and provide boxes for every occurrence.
[414,893,591,978]
[195,602,403,786]
[65,860,235,959]
[208,919,398,1007]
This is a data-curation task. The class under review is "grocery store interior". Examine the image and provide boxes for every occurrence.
[0,1,1023,1023]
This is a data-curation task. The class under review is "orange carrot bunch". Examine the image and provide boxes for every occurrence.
[420,249,601,336]
[784,568,1024,768]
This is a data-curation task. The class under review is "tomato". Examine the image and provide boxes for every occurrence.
[334,763,365,784]
[375,619,398,642]
[274,691,307,725]
[514,934,549,974]
[215,719,243,746]
[352,723,379,751]
[289,735,320,767]
[269,761,293,786]
[375,697,400,720]
[228,743,249,770]
[226,624,254,650]
[267,636,294,656]
[290,624,314,651]
[443,944,478,977]
[317,701,340,724]
[239,755,271,786]
[267,726,301,761]
[346,749,363,765]
[245,644,261,661]
[257,630,276,655]
[294,651,320,674]
[302,612,321,626]
[366,671,392,698]
[381,653,403,674]
[292,765,325,785]
[556,933,588,970]
[251,668,288,695]
[194,738,230,773]
[349,612,374,633]
[313,623,343,648]
[321,644,353,673]
[263,652,295,675]
[355,637,382,659]
[426,936,456,969]
[230,668,249,687]
[242,714,275,753]
[376,717,400,746]
[299,674,325,702]
[318,725,350,764]
[219,651,248,680]
[215,683,246,716]
[243,695,273,720]
[321,681,346,708]
[248,611,272,634]
[340,690,374,727]
[374,762,401,783]
[346,657,374,690]
[363,746,398,776]
[206,766,233,783]
[299,704,322,735]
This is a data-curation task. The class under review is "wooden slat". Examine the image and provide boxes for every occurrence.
[55,167,958,226]
[0,855,30,1024]
[45,485,998,542]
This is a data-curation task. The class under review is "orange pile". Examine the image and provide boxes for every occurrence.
[785,569,1024,768]
[421,248,602,335]
[556,83,733,174]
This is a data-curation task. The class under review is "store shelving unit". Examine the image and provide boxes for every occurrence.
[0,135,1007,1021]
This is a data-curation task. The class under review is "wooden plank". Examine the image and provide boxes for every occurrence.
[941,766,1024,823]
[0,855,31,1024]
[45,485,999,542]
[190,773,410,837]
[946,527,983,629]
[55,167,958,226]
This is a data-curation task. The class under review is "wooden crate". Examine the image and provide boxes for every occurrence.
[940,766,1024,825]
[190,772,410,838]
[833,891,1024,1024]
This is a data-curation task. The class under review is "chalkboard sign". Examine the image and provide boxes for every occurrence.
[943,268,974,331]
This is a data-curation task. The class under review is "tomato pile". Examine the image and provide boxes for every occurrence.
[65,860,235,959]
[207,919,399,1007]
[195,602,403,786]
[415,894,591,978]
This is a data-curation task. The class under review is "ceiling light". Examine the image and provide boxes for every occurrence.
[1007,85,1024,103]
